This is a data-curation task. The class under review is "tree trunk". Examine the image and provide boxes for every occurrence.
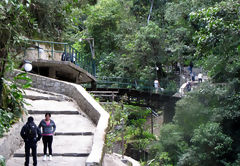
[147,0,154,25]
[0,49,7,76]
[0,48,8,107]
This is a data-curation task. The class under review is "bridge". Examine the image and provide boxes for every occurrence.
[84,76,180,124]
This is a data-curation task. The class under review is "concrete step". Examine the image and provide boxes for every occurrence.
[24,99,80,112]
[55,132,93,136]
[24,95,69,102]
[32,115,95,133]
[99,102,114,105]
[14,153,89,157]
[93,94,117,97]
[14,135,93,155]
[88,91,119,94]
[7,156,88,166]
[24,89,72,101]
[28,110,81,115]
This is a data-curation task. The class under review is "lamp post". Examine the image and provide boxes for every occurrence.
[24,60,33,72]
[155,66,159,79]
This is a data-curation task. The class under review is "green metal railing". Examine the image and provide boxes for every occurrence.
[23,39,96,76]
[85,77,178,95]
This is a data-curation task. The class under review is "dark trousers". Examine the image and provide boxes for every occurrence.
[42,136,53,155]
[25,142,37,166]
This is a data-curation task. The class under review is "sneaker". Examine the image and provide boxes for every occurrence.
[43,155,47,161]
[49,155,53,161]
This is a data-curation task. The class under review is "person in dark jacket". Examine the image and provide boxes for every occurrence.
[20,116,42,166]
[38,113,56,161]
[189,61,193,74]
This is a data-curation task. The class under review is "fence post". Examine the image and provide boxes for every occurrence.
[92,59,96,77]
[51,43,54,60]
[72,48,74,63]
[64,44,67,57]
[78,52,80,66]
[69,45,71,61]
[37,42,40,59]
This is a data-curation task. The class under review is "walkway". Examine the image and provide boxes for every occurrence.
[6,88,96,166]
[176,67,209,97]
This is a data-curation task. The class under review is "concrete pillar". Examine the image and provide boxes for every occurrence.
[48,67,56,79]
[91,81,96,90]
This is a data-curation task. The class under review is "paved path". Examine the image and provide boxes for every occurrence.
[6,88,96,166]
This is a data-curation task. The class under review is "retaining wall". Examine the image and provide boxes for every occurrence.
[0,116,27,160]
[8,70,110,166]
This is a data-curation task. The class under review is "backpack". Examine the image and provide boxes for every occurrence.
[26,123,37,139]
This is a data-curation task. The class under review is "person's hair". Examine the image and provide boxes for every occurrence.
[45,113,51,117]
[28,116,34,122]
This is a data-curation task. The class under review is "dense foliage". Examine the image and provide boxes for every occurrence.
[0,72,32,138]
[144,0,240,165]
[149,81,240,165]
[104,101,155,160]
[190,0,240,82]
[67,0,239,82]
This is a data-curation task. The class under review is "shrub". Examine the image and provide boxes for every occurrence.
[0,72,32,138]
[149,123,188,165]
[178,123,232,166]
[0,155,5,166]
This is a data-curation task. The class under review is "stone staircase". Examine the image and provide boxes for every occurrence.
[6,88,96,166]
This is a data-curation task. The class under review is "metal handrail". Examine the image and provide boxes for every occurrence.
[87,76,177,95]
[23,39,96,76]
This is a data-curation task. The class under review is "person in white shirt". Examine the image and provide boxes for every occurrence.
[198,72,203,83]
[154,80,159,93]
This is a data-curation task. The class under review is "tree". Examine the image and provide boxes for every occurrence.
[179,123,232,166]
[83,0,125,55]
[28,0,71,40]
[133,22,167,79]
[0,0,36,103]
[190,0,240,82]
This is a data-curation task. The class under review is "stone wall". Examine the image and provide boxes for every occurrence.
[0,116,27,160]
[19,43,62,62]
[8,70,110,166]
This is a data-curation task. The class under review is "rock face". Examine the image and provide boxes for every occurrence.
[22,43,62,61]
[6,88,96,166]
